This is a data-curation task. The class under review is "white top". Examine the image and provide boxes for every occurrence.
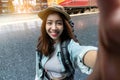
[44,42,63,78]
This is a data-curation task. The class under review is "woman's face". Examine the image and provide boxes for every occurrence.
[46,13,64,42]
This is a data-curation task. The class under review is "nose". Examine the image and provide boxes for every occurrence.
[51,23,57,29]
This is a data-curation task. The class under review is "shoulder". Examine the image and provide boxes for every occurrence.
[68,39,97,50]
[68,39,80,48]
[67,39,97,56]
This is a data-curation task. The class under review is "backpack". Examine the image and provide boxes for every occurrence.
[37,39,75,79]
[69,19,79,42]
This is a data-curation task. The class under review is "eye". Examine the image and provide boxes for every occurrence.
[47,21,52,25]
[57,21,63,25]
[58,22,62,25]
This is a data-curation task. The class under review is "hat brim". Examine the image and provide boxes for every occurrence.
[38,7,71,21]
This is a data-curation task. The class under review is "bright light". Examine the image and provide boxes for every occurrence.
[13,0,36,13]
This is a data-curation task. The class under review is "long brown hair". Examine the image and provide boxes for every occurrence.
[37,12,77,56]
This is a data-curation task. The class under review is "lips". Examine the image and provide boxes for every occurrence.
[48,29,60,38]
[51,32,58,37]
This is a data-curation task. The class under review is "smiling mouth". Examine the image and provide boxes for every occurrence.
[51,33,58,37]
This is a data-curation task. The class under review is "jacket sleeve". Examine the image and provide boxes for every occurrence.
[35,51,43,80]
[68,39,97,75]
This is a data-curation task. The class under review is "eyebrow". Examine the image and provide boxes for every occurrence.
[47,20,63,22]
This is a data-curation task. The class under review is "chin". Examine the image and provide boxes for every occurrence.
[52,37,59,41]
[52,38,57,40]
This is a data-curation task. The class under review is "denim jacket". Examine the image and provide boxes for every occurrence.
[35,39,97,80]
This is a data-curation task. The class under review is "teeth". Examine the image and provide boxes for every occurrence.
[51,30,59,34]
[52,32,58,35]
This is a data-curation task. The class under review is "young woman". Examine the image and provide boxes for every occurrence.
[35,6,97,80]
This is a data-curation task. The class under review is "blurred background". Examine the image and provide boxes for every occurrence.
[0,0,98,14]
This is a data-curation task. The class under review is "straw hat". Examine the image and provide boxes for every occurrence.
[38,5,71,21]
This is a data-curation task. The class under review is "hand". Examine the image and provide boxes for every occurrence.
[87,0,120,80]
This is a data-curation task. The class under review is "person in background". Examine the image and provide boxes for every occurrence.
[87,0,120,80]
[35,5,97,80]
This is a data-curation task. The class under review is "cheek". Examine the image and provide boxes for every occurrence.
[45,25,49,32]
[59,26,64,33]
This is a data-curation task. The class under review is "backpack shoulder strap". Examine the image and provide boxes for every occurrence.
[60,39,75,76]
